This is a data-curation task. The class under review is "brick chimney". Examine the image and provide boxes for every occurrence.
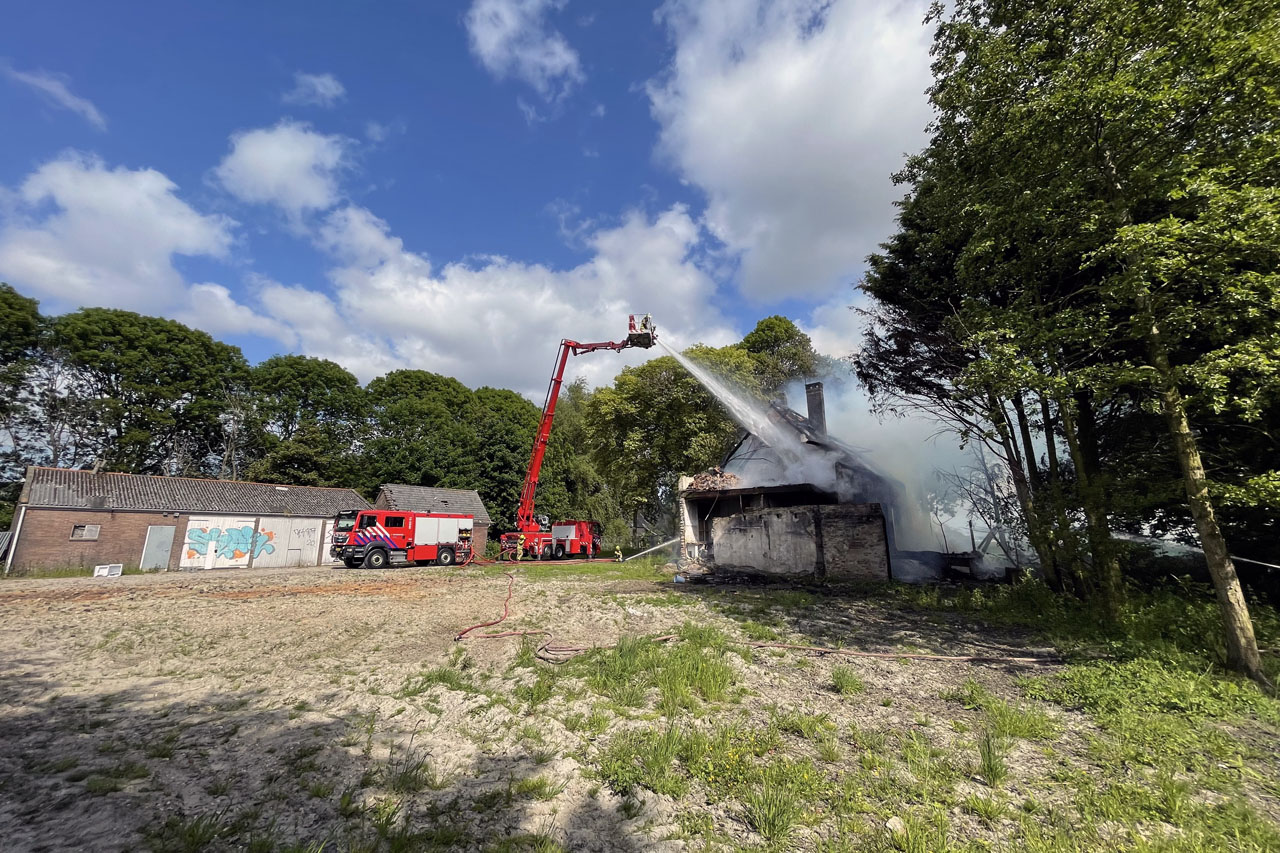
[805,381,827,435]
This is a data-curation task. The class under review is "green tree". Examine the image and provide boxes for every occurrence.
[360,370,477,494]
[52,308,250,476]
[737,315,819,394]
[586,345,760,528]
[860,0,1279,680]
[0,284,42,481]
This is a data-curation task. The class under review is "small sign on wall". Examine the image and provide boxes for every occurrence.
[93,564,123,578]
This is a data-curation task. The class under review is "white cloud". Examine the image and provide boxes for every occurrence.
[0,153,234,310]
[465,0,583,99]
[365,121,390,142]
[648,0,934,300]
[282,72,346,107]
[263,202,736,390]
[3,66,106,130]
[214,120,350,217]
[175,283,296,345]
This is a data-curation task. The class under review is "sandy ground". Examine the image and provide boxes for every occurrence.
[0,563,1094,852]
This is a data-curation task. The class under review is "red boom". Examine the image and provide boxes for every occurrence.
[500,315,656,560]
[514,315,656,534]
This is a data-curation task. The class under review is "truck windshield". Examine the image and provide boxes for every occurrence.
[334,511,358,533]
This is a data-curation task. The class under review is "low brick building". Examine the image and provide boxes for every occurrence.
[4,467,368,574]
[373,484,493,556]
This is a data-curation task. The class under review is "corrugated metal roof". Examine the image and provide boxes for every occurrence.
[20,467,369,516]
[378,484,492,524]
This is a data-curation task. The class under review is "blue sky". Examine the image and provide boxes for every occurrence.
[0,0,934,396]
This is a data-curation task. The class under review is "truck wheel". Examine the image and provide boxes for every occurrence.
[542,544,553,560]
[553,544,566,559]
[437,548,455,567]
[364,549,389,569]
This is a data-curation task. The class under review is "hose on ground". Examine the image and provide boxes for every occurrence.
[453,573,1060,666]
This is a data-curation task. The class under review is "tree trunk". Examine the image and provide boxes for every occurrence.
[1060,400,1122,613]
[1145,320,1269,684]
[1012,393,1041,492]
[988,393,1061,589]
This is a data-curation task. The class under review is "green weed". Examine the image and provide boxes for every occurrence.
[831,665,866,697]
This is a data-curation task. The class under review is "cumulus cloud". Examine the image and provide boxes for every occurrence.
[266,202,736,389]
[465,0,583,99]
[0,153,234,310]
[3,65,106,130]
[282,72,346,107]
[214,120,350,217]
[175,282,296,345]
[648,0,934,300]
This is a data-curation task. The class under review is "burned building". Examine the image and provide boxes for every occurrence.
[678,382,909,582]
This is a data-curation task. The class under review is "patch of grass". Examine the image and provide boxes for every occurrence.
[774,708,835,741]
[976,729,1008,787]
[741,620,780,641]
[145,730,180,759]
[84,775,121,795]
[399,666,475,697]
[743,761,809,843]
[306,779,334,798]
[511,775,568,801]
[831,665,866,697]
[944,679,1055,740]
[514,668,559,710]
[962,793,1005,826]
[386,742,449,793]
[597,726,688,798]
[147,812,231,851]
[338,786,363,818]
[513,635,537,669]
[816,733,841,763]
[573,623,738,716]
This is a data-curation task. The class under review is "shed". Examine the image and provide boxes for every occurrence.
[4,467,369,574]
[373,484,493,555]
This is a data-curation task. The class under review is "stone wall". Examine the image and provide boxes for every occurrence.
[709,503,889,582]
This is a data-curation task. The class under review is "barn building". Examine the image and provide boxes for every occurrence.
[678,382,907,582]
[372,484,493,556]
[4,467,368,574]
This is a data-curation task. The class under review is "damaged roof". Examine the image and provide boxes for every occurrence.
[19,467,369,516]
[376,484,492,524]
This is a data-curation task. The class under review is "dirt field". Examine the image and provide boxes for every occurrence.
[0,562,1274,852]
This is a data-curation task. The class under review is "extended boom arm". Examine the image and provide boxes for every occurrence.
[514,315,656,533]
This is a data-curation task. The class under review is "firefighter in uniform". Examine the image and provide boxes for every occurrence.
[614,545,624,562]
[517,533,526,560]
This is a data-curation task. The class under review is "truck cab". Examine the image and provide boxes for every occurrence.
[331,509,473,569]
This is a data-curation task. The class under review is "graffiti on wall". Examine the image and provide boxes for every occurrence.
[185,526,275,560]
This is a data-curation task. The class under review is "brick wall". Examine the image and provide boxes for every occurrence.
[817,504,890,581]
[9,508,186,572]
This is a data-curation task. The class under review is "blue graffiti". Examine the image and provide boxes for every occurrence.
[185,526,275,560]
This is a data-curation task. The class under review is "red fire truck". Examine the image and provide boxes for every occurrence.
[330,509,474,569]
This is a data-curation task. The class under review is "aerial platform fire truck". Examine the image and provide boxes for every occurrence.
[331,508,474,569]
[500,314,657,560]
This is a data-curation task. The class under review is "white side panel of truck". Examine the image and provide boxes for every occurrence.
[413,517,440,546]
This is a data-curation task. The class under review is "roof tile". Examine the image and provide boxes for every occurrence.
[21,467,369,517]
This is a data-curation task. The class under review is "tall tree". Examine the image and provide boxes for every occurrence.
[53,308,250,475]
[737,315,820,395]
[861,0,1279,680]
